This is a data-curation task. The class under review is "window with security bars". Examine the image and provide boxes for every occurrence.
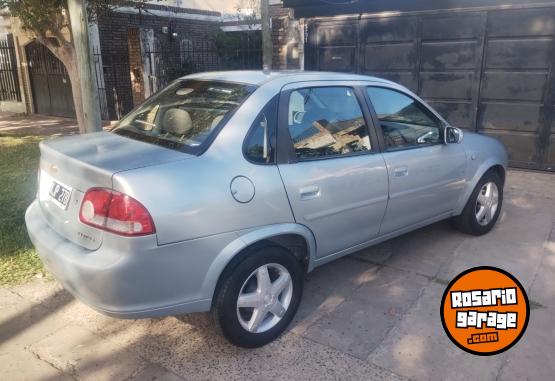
[0,34,22,102]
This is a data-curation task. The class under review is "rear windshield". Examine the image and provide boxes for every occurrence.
[113,80,256,154]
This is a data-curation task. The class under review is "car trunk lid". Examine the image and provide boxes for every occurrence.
[38,132,192,250]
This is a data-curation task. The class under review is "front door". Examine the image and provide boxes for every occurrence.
[365,86,466,234]
[277,83,389,258]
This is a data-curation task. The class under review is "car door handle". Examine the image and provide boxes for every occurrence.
[393,166,409,177]
[300,185,320,200]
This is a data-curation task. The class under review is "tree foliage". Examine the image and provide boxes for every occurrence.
[0,1,142,53]
[234,0,261,24]
[0,0,152,131]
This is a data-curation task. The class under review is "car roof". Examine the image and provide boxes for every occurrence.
[183,70,396,87]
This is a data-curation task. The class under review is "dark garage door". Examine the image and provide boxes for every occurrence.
[25,41,75,118]
[307,7,555,171]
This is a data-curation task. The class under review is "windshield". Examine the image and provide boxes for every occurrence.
[113,80,256,154]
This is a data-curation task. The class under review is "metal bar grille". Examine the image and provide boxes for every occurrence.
[94,33,262,120]
[0,34,22,102]
[142,38,262,94]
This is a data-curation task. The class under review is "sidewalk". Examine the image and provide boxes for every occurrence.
[0,113,115,136]
[0,114,79,136]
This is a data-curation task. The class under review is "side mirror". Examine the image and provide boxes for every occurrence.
[445,126,464,144]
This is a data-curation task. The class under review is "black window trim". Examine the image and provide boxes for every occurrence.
[277,84,381,164]
[242,95,279,165]
[363,85,448,153]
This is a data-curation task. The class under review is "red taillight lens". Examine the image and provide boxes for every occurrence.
[79,188,155,236]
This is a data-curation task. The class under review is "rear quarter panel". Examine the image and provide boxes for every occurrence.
[112,84,295,245]
[113,157,294,245]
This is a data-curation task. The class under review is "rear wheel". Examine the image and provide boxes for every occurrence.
[453,170,503,235]
[212,245,303,348]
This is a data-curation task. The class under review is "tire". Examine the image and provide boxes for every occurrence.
[453,170,503,236]
[212,245,303,348]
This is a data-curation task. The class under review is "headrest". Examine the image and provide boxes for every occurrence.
[211,114,224,130]
[163,108,193,136]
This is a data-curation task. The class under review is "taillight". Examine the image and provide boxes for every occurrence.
[79,188,155,236]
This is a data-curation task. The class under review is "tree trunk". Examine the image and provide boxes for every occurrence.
[66,57,87,134]
[67,0,102,134]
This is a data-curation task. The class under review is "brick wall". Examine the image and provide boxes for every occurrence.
[97,10,219,119]
[127,27,145,106]
[270,4,303,70]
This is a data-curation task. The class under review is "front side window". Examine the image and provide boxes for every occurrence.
[287,86,371,160]
[366,87,442,151]
[113,80,256,154]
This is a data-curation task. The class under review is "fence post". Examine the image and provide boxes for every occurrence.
[261,0,272,70]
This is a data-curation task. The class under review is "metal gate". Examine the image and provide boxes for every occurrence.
[25,41,75,118]
[306,6,555,171]
[0,34,22,102]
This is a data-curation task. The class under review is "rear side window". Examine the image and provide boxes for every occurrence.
[113,80,256,155]
[244,97,278,164]
[287,86,371,160]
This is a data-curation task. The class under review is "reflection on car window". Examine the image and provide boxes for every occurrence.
[113,80,255,154]
[287,87,371,159]
[366,87,442,151]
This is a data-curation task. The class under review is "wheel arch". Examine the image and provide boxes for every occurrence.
[202,223,317,307]
[454,159,506,216]
[490,164,506,185]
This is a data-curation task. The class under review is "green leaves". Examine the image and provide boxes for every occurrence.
[0,0,153,37]
[1,0,67,35]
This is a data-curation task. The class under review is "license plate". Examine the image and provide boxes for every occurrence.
[48,180,72,210]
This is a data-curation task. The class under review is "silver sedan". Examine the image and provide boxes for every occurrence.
[26,71,507,347]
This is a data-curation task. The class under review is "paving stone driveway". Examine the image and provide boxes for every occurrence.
[1,170,554,381]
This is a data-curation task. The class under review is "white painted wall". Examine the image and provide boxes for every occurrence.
[147,0,283,15]
[148,0,238,14]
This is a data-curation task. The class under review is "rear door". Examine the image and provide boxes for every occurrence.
[276,82,389,259]
[365,86,467,234]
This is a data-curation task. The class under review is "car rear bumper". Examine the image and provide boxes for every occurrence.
[25,200,236,319]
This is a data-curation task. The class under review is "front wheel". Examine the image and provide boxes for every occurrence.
[453,170,503,236]
[212,245,303,348]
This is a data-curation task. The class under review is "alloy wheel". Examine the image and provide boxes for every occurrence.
[236,263,293,333]
[475,181,499,226]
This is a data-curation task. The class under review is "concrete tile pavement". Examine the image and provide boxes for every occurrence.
[497,306,555,381]
[1,350,73,381]
[529,224,555,307]
[0,114,79,136]
[30,324,149,381]
[303,267,429,359]
[0,170,554,380]
[1,280,407,381]
[368,282,507,381]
